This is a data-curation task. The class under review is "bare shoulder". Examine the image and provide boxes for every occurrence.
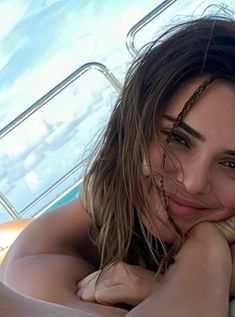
[1,196,100,275]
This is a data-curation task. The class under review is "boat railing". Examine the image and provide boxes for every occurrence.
[1,1,179,220]
[0,62,121,140]
[126,0,177,57]
[0,63,121,219]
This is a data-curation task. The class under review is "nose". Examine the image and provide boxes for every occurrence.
[175,157,212,195]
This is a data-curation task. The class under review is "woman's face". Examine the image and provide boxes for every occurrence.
[144,78,235,242]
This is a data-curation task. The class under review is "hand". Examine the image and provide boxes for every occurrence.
[189,221,235,297]
[187,221,233,268]
[76,261,159,306]
[214,217,235,296]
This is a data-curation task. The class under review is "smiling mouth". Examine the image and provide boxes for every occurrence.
[167,195,208,217]
[154,184,217,217]
[166,193,214,216]
[167,194,207,209]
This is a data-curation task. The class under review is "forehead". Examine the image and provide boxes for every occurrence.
[165,79,235,142]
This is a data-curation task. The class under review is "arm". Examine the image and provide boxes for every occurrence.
[75,223,232,316]
[0,281,125,317]
[125,223,232,317]
[0,198,127,317]
[0,281,95,317]
[0,255,127,317]
[215,216,235,298]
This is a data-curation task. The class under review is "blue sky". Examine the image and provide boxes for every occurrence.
[0,0,234,222]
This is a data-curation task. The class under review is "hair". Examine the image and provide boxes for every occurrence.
[81,15,235,275]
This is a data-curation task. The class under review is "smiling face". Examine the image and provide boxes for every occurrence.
[144,78,235,242]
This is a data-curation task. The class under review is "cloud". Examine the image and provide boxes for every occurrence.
[0,0,29,41]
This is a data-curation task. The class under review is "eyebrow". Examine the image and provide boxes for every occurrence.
[224,150,235,157]
[162,115,205,141]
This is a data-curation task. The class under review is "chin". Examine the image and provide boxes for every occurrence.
[154,209,178,241]
[153,226,178,243]
[143,214,179,243]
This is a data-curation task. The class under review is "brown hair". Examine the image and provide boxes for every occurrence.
[82,16,235,274]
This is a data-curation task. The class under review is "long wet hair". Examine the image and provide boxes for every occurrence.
[81,15,235,274]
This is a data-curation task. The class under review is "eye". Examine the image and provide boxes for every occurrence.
[170,132,187,146]
[220,161,235,170]
[161,129,190,148]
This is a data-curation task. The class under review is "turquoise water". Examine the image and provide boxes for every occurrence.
[48,185,80,211]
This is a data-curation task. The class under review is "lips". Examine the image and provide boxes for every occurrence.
[166,193,209,217]
[167,194,206,209]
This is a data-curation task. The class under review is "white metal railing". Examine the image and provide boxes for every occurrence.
[0,62,121,219]
[0,193,20,219]
[34,178,83,219]
[126,0,178,57]
[19,160,83,218]
[0,62,121,140]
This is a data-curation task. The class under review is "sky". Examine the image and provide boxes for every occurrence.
[0,0,234,222]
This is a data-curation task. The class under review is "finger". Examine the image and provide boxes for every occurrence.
[95,285,138,306]
[77,265,117,289]
[77,286,97,302]
[77,271,100,288]
[77,270,119,301]
[77,271,100,302]
[77,276,97,302]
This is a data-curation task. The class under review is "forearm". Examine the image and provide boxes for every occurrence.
[126,226,232,317]
[0,282,127,317]
[0,282,95,317]
[0,255,127,317]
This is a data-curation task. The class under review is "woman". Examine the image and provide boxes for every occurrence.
[0,15,235,317]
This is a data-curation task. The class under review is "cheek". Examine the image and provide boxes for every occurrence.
[143,144,162,176]
[214,183,235,219]
[144,143,175,173]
